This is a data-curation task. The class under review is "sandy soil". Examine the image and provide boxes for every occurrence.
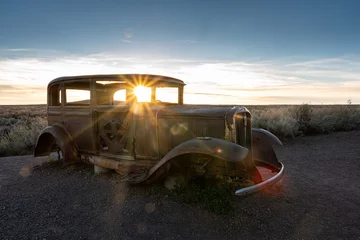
[1,131,360,240]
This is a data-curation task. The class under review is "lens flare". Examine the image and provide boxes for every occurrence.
[134,85,151,102]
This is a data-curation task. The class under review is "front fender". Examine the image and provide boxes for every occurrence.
[34,124,79,163]
[233,128,284,196]
[252,128,282,170]
[137,137,249,183]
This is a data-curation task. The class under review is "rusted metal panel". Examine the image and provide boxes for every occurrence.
[34,124,80,164]
[252,128,283,169]
[158,117,225,156]
[63,111,95,152]
[49,74,185,88]
[35,74,285,196]
[158,105,234,118]
[95,110,131,154]
[127,137,250,184]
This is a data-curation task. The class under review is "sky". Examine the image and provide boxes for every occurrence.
[1,0,360,105]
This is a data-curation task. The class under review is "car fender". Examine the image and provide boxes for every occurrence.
[252,128,283,169]
[136,137,249,183]
[34,124,79,163]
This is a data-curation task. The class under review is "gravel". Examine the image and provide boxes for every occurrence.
[1,131,360,239]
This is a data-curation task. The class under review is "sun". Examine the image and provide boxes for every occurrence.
[134,85,151,102]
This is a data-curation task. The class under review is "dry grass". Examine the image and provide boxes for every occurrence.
[1,104,360,157]
[0,105,47,157]
[248,104,360,138]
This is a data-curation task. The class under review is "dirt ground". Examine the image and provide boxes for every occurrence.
[1,131,360,240]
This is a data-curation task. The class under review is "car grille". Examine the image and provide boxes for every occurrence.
[235,112,252,151]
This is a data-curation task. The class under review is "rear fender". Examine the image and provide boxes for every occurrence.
[252,128,282,170]
[137,137,249,183]
[34,124,79,163]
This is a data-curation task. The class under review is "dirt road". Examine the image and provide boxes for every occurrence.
[1,131,360,240]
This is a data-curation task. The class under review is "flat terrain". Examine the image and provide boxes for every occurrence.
[1,131,360,240]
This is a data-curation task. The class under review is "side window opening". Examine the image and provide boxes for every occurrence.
[65,81,90,106]
[96,88,127,106]
[66,89,90,105]
[131,86,179,104]
[113,89,126,105]
[96,81,128,106]
[156,87,179,104]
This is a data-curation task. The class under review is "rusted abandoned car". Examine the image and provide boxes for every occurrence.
[35,74,284,196]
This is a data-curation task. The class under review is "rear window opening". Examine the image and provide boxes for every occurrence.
[49,84,62,106]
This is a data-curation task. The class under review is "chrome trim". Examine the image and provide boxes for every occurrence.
[235,162,284,196]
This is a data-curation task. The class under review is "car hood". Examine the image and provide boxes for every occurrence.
[157,104,249,118]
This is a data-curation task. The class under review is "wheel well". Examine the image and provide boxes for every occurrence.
[34,133,58,157]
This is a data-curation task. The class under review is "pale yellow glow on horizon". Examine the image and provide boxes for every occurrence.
[1,55,360,105]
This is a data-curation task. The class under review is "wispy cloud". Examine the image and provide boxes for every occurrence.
[2,48,35,52]
[0,50,359,104]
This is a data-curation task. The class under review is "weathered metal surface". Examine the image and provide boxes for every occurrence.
[158,105,234,118]
[48,74,185,88]
[157,117,225,157]
[34,124,79,164]
[235,162,284,196]
[252,128,283,169]
[35,74,285,196]
[132,137,249,184]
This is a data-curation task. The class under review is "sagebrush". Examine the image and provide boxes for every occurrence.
[1,104,360,157]
[0,105,47,157]
[249,103,360,137]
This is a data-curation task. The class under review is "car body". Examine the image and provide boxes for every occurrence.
[34,74,284,196]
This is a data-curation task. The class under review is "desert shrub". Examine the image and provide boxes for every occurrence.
[250,103,360,137]
[307,108,336,133]
[0,105,47,156]
[0,105,47,119]
[252,107,300,138]
[292,103,313,133]
[306,103,360,133]
[0,117,18,126]
[332,104,357,131]
[0,116,47,157]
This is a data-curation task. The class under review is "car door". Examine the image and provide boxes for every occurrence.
[63,79,96,152]
[93,82,133,156]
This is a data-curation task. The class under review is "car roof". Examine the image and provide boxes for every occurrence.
[48,74,185,86]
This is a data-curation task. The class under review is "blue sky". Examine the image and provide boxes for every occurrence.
[1,0,360,104]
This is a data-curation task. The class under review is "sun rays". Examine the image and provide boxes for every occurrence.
[133,85,151,102]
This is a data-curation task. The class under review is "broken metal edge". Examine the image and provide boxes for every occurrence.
[235,162,284,197]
